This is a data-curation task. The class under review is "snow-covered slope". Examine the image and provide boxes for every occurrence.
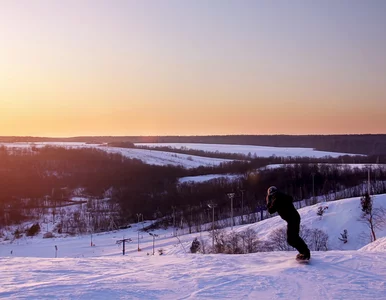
[3,195,385,256]
[0,251,385,299]
[360,237,386,252]
[233,194,386,251]
[1,195,386,299]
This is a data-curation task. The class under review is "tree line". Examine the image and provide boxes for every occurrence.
[1,134,386,155]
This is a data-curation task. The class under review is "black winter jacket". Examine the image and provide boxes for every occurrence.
[266,191,300,222]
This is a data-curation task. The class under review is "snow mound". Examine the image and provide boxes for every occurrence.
[359,237,386,252]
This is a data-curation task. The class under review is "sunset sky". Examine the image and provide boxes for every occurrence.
[1,0,385,137]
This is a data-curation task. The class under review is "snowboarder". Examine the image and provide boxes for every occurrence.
[266,186,311,261]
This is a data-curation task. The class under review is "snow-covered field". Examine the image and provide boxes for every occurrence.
[1,142,360,170]
[101,147,232,169]
[2,141,377,184]
[178,174,241,184]
[136,142,357,158]
[1,195,386,299]
[0,142,232,169]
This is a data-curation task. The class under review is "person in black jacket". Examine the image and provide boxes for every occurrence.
[266,186,310,260]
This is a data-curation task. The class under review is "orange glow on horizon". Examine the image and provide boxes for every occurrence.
[1,1,385,137]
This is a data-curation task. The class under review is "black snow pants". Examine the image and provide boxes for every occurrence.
[287,217,310,255]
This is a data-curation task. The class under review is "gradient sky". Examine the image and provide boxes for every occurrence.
[1,0,386,137]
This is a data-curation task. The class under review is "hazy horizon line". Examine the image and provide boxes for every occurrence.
[1,133,386,139]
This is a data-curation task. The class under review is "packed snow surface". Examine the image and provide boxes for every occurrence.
[1,251,385,300]
[1,195,386,299]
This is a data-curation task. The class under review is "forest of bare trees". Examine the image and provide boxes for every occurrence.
[1,145,386,235]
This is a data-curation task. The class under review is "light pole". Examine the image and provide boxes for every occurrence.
[136,213,142,224]
[136,213,143,251]
[368,166,371,195]
[149,232,158,255]
[227,193,235,229]
[240,189,245,224]
[311,172,315,204]
[207,202,217,251]
[172,206,176,236]
[137,231,140,251]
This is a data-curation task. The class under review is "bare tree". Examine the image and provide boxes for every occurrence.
[269,227,293,251]
[199,235,207,254]
[209,228,226,253]
[308,228,328,251]
[360,193,386,242]
[240,228,261,253]
[268,225,328,252]
[225,231,242,254]
[206,228,262,254]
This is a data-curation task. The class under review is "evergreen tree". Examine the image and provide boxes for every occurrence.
[190,237,201,253]
[338,229,348,244]
[361,193,372,215]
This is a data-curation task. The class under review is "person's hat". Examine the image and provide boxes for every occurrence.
[267,186,278,196]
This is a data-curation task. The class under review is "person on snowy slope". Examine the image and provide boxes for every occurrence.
[266,186,311,261]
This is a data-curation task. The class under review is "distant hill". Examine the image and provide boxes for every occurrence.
[1,134,386,155]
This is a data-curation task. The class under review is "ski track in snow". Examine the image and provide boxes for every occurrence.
[1,251,386,299]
